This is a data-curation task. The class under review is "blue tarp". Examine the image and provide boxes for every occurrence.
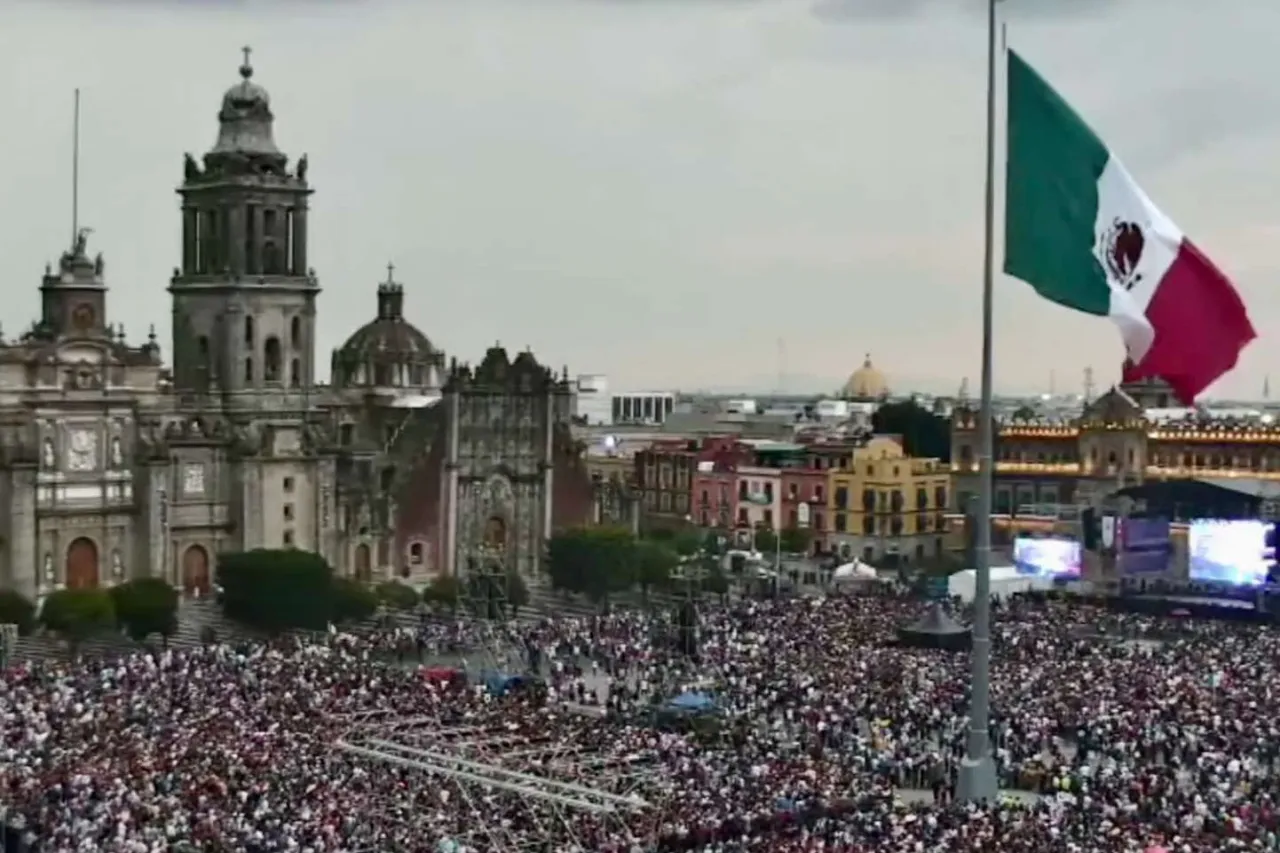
[481,670,530,697]
[664,691,716,713]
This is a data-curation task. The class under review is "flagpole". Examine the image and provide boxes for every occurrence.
[957,0,1002,803]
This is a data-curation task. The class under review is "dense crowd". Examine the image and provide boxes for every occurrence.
[3,589,1280,852]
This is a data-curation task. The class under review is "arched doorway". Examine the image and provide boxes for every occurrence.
[65,538,99,590]
[182,545,211,596]
[354,544,372,583]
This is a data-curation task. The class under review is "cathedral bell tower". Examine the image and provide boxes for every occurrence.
[39,228,109,339]
[170,48,318,401]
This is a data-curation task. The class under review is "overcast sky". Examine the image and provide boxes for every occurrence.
[1,0,1276,398]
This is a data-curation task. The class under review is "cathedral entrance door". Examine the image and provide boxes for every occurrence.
[354,544,372,583]
[182,545,211,597]
[65,538,99,590]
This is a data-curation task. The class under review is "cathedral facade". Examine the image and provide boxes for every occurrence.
[0,54,594,603]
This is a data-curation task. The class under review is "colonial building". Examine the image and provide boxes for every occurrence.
[949,377,1280,525]
[0,52,594,602]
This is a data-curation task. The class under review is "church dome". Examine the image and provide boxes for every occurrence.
[333,265,443,390]
[842,354,888,399]
[209,48,281,158]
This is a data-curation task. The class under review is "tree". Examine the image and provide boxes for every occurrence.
[217,549,333,633]
[422,574,461,611]
[547,526,637,605]
[752,528,778,556]
[670,530,703,558]
[110,578,178,642]
[375,581,420,610]
[331,577,379,625]
[634,540,677,604]
[702,566,731,598]
[0,589,36,636]
[40,588,115,649]
[779,527,813,555]
[872,399,951,461]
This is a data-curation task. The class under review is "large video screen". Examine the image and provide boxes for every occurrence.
[1189,519,1276,587]
[1118,517,1172,575]
[1013,537,1082,578]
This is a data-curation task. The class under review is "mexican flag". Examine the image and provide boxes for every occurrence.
[1003,50,1255,403]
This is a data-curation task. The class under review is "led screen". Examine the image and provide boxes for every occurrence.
[1188,519,1276,587]
[1118,517,1172,575]
[1013,537,1082,578]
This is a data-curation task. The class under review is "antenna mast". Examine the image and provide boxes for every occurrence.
[71,88,80,248]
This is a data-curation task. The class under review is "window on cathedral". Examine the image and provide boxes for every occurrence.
[380,467,394,492]
[283,504,294,521]
[244,317,255,346]
[244,358,253,383]
[264,337,282,382]
[340,424,354,446]
[409,543,424,565]
[197,336,210,373]
[290,317,302,348]
[263,242,281,275]
[245,204,258,275]
[290,359,301,388]
[283,530,294,548]
[284,477,295,493]
[285,209,296,274]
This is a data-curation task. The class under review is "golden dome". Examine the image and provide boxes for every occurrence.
[842,353,887,399]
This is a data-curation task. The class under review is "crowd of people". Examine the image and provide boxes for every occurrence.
[3,588,1280,852]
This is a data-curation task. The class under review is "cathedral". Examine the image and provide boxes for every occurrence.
[0,53,595,603]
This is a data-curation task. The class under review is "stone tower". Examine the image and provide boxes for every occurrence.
[169,48,318,403]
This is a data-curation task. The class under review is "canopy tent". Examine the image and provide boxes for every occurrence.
[896,603,972,651]
[663,691,718,715]
[833,561,877,580]
[948,565,1051,603]
[481,670,533,697]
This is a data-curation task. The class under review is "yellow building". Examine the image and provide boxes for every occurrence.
[826,436,950,564]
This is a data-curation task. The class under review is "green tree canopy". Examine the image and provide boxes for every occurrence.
[331,577,379,625]
[872,399,951,461]
[547,526,638,603]
[217,549,334,632]
[375,580,420,610]
[634,540,677,600]
[752,528,779,556]
[110,578,179,642]
[41,588,116,645]
[0,589,37,636]
[779,527,813,555]
[422,574,461,610]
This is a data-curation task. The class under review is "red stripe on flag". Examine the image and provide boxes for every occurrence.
[1123,239,1255,404]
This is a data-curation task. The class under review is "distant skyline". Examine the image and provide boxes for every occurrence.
[1,0,1276,397]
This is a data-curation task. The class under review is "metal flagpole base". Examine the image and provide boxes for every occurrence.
[956,754,999,802]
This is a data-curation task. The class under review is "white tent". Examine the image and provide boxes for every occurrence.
[833,561,877,580]
[948,566,1052,603]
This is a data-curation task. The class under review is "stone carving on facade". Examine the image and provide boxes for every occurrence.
[111,436,123,467]
[42,553,53,584]
[111,550,123,578]
[183,464,205,495]
[42,438,55,469]
[67,428,97,472]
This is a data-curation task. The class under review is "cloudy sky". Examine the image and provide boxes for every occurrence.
[1,0,1276,397]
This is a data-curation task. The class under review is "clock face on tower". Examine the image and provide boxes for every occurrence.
[71,303,95,332]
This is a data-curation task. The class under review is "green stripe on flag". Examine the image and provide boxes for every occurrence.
[1004,50,1112,317]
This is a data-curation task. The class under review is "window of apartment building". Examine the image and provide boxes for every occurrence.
[866,465,874,476]
[660,492,672,512]
[935,485,947,508]
[891,490,904,512]
[891,516,903,536]
[675,493,688,513]
[763,483,774,502]
[916,487,927,510]
[738,481,748,500]
[835,513,847,533]
[814,484,824,502]
[283,504,294,522]
[862,515,874,535]
[737,507,748,525]
[788,509,798,527]
[788,482,798,500]
[719,484,729,505]
[920,513,931,532]
[893,466,900,477]
[700,489,709,505]
[762,509,773,528]
[834,486,849,510]
[862,489,875,511]
[283,530,294,547]
[701,511,710,526]
[813,512,824,531]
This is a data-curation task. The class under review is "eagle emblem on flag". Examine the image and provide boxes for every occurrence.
[1098,219,1145,291]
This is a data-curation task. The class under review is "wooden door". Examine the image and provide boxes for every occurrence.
[65,538,99,590]
[354,544,372,582]
[182,545,210,596]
